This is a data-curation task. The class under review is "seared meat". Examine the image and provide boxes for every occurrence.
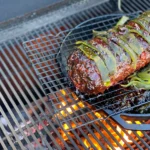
[68,11,150,95]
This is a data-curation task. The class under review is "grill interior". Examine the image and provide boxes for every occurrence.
[1,0,150,149]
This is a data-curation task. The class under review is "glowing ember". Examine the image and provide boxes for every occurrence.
[94,112,103,119]
[61,110,145,149]
[82,133,102,150]
[63,123,70,130]
[63,123,76,130]
[60,89,79,101]
[116,126,132,146]
[127,120,143,137]
[55,90,146,149]
[59,101,85,117]
[60,89,67,96]
[62,111,144,149]
[58,129,69,141]
[56,89,85,117]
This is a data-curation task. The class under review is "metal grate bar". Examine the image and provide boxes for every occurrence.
[27,29,103,150]
[119,126,143,149]
[1,82,41,149]
[1,0,150,149]
[93,120,125,149]
[87,113,125,149]
[89,123,114,149]
[27,30,101,150]
[0,117,17,150]
[31,29,89,149]
[24,30,78,149]
[1,44,64,149]
[106,122,134,150]
[25,32,82,150]
[0,136,8,150]
[1,53,50,149]
[12,38,45,95]
[133,131,149,148]
[0,104,26,150]
[122,0,150,12]
[143,132,150,140]
[132,120,150,148]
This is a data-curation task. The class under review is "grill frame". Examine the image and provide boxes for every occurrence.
[1,0,150,149]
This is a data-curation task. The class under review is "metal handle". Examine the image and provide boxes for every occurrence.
[105,109,150,131]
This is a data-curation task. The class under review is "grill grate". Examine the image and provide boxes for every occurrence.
[23,12,150,131]
[1,0,150,149]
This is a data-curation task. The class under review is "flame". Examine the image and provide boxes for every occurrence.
[63,123,70,130]
[60,89,78,100]
[57,90,145,149]
[60,89,66,96]
[116,125,132,147]
[114,120,144,149]
[82,133,102,150]
[58,128,71,141]
[94,112,103,119]
[135,121,143,137]
[60,131,68,141]
[60,114,145,150]
[115,148,121,150]
[59,101,85,117]
[63,123,76,130]
[126,120,143,137]
[59,111,144,150]
[57,89,85,117]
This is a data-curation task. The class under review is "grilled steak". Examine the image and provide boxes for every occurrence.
[67,11,150,95]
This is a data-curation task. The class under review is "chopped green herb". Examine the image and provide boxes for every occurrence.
[121,65,150,90]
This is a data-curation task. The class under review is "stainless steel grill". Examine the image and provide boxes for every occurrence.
[1,0,150,149]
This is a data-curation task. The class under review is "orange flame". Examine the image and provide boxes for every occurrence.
[57,90,85,118]
[59,101,85,117]
[116,125,132,147]
[58,90,145,149]
[82,133,102,150]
